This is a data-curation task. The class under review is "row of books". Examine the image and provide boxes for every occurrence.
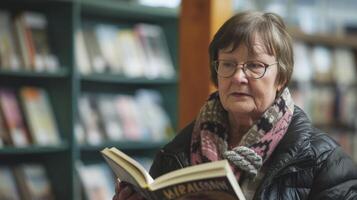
[76,23,175,79]
[291,85,356,126]
[292,41,356,85]
[0,164,55,200]
[0,10,59,72]
[0,87,60,147]
[77,156,153,200]
[77,163,114,200]
[76,89,174,145]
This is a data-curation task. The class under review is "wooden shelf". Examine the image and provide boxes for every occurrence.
[289,28,357,49]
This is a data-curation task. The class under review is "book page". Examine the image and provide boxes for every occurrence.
[101,148,153,188]
[151,160,228,189]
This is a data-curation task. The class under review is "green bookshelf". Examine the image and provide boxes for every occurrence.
[0,0,179,199]
[0,144,69,155]
[80,74,178,85]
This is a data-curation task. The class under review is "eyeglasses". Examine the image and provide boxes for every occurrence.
[213,59,278,79]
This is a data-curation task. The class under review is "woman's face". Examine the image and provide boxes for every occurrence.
[217,36,282,120]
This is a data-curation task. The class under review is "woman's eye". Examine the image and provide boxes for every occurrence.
[222,61,235,68]
[246,62,264,69]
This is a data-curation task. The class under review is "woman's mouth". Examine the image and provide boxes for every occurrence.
[231,92,250,97]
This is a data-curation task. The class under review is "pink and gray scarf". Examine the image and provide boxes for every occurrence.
[190,88,294,179]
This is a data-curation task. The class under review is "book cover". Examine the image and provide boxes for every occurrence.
[78,95,104,145]
[0,107,8,147]
[101,147,246,200]
[75,29,92,75]
[115,95,144,141]
[117,29,145,78]
[14,164,55,200]
[14,13,31,70]
[311,46,333,83]
[22,12,52,71]
[135,24,175,79]
[135,89,174,141]
[0,166,21,200]
[82,27,107,74]
[332,48,356,85]
[20,87,61,145]
[0,10,20,70]
[97,95,123,141]
[0,88,31,146]
[77,163,115,200]
[95,24,123,74]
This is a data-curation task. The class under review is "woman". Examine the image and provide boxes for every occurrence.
[114,11,357,200]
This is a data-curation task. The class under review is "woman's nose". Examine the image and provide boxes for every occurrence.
[231,67,248,84]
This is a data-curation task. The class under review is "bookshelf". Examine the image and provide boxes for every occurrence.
[0,0,179,199]
[288,29,357,161]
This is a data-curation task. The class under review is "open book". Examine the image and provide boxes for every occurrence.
[101,147,246,200]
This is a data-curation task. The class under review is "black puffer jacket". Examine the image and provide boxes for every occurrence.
[149,107,357,199]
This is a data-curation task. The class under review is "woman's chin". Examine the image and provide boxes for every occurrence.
[227,103,254,115]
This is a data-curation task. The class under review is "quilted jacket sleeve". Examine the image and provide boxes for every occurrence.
[309,145,357,200]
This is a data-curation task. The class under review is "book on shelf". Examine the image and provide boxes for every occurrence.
[101,147,246,200]
[20,87,61,145]
[115,95,144,141]
[0,10,20,70]
[332,48,356,85]
[75,30,92,75]
[77,163,115,200]
[135,90,174,141]
[82,27,107,74]
[117,29,146,78]
[97,95,123,141]
[14,12,31,70]
[336,87,356,126]
[78,95,104,145]
[13,11,59,72]
[0,166,21,200]
[14,164,55,200]
[311,46,333,83]
[0,107,8,147]
[310,87,334,125]
[0,88,31,147]
[95,24,123,74]
[74,119,86,145]
[135,24,175,79]
[292,41,312,82]
[21,11,59,72]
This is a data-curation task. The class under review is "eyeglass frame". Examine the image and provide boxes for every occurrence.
[213,59,278,79]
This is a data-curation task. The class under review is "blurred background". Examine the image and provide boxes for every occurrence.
[0,0,356,199]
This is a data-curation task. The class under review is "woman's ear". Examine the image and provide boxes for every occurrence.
[275,81,286,97]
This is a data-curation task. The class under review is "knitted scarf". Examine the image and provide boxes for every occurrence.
[190,88,294,179]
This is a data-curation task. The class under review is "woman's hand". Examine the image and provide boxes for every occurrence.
[113,181,145,200]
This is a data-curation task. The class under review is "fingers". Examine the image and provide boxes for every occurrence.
[118,185,133,199]
[116,181,127,193]
[113,181,145,200]
[127,193,145,200]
